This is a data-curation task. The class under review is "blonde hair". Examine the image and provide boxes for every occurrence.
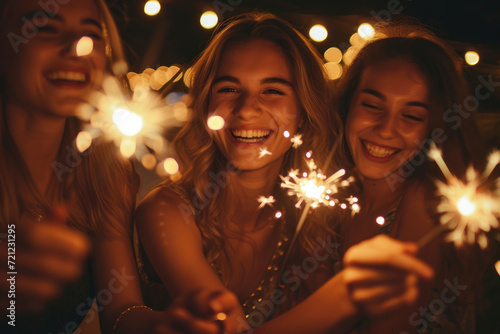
[0,0,138,237]
[166,12,342,294]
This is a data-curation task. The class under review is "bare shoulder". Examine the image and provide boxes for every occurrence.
[135,186,199,237]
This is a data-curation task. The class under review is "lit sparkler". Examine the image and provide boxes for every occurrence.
[279,152,357,269]
[79,75,185,172]
[418,142,500,249]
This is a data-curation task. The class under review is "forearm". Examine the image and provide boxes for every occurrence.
[254,271,360,334]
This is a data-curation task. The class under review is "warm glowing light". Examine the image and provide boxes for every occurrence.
[457,196,476,216]
[324,47,342,63]
[76,36,93,57]
[376,216,385,225]
[200,11,218,29]
[343,47,359,65]
[215,312,227,321]
[426,142,500,249]
[291,134,303,149]
[207,115,225,130]
[113,108,144,136]
[144,0,161,16]
[495,261,500,276]
[163,158,179,174]
[283,130,290,138]
[349,32,364,46]
[259,147,272,159]
[302,180,325,200]
[173,102,188,122]
[120,138,136,158]
[258,196,275,209]
[75,131,92,152]
[352,203,360,211]
[309,24,328,42]
[324,62,342,80]
[340,203,347,209]
[464,51,479,66]
[142,153,157,170]
[358,23,375,39]
[305,151,312,159]
[183,67,194,88]
[275,211,283,219]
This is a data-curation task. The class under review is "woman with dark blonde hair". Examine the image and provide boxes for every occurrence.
[0,0,233,333]
[137,12,435,333]
[336,23,490,332]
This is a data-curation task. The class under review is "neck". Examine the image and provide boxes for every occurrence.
[5,104,68,194]
[226,158,283,231]
[360,173,407,212]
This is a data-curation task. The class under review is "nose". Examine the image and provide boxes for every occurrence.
[374,112,397,139]
[60,33,84,58]
[233,93,261,120]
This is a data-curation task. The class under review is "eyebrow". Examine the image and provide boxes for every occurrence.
[22,11,102,31]
[360,89,429,110]
[213,75,294,88]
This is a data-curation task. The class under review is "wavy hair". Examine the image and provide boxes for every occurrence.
[168,12,342,289]
[336,22,486,179]
[0,0,138,237]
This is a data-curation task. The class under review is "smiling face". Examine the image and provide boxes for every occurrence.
[345,59,430,181]
[0,0,107,118]
[209,39,302,171]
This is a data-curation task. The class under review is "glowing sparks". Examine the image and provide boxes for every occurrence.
[280,157,354,210]
[428,142,500,249]
[495,260,500,276]
[81,75,185,172]
[258,196,275,209]
[275,211,283,219]
[259,147,272,159]
[163,158,180,175]
[283,131,290,138]
[291,134,303,149]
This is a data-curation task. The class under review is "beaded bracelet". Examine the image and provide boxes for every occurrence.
[112,305,153,331]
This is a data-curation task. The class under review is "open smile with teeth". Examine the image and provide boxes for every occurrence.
[231,129,271,143]
[362,140,400,158]
[47,71,87,83]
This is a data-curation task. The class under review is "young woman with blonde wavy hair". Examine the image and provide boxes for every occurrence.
[136,12,435,333]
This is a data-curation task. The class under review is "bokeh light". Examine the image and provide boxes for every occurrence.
[75,36,93,57]
[358,23,375,39]
[309,24,328,42]
[76,131,92,152]
[207,115,225,130]
[144,0,161,16]
[324,62,343,80]
[376,216,385,225]
[113,108,144,136]
[141,153,157,170]
[349,32,365,47]
[464,51,480,65]
[163,158,180,174]
[200,11,218,29]
[324,47,342,63]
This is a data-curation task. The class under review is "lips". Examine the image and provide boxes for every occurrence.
[230,128,272,143]
[45,69,89,88]
[361,139,401,160]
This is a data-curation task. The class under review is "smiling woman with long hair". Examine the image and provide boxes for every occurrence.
[0,1,230,333]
